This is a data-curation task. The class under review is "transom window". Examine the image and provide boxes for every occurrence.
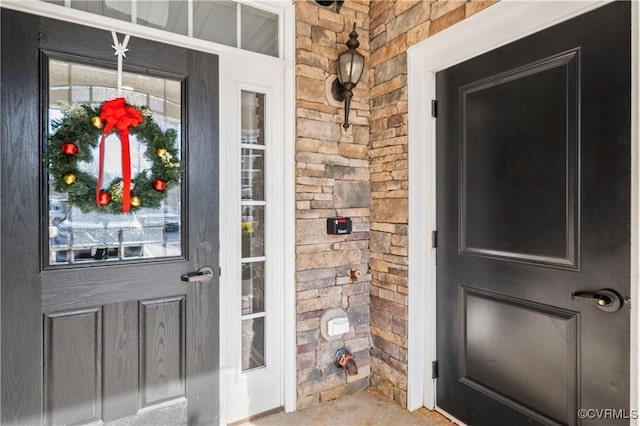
[42,0,279,57]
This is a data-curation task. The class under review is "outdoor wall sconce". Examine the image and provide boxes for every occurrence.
[314,0,343,13]
[332,23,364,129]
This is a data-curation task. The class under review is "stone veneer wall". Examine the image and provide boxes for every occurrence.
[367,0,496,407]
[294,0,372,409]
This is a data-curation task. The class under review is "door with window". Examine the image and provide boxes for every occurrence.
[435,3,630,425]
[220,55,285,423]
[1,10,219,424]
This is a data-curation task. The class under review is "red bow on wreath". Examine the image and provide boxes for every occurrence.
[97,97,143,212]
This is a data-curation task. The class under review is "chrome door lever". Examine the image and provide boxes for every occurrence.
[181,266,214,283]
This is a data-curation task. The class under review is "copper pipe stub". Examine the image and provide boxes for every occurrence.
[335,348,358,376]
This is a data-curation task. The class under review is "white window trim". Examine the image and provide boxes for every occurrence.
[1,0,297,416]
[406,1,639,421]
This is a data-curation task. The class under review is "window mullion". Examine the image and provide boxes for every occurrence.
[188,0,194,38]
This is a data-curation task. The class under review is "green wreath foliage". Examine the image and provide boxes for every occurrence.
[47,102,181,214]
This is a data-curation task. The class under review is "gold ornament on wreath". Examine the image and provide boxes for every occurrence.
[47,99,182,214]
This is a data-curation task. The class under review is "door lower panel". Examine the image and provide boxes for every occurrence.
[44,309,102,425]
[44,296,187,425]
[459,287,577,425]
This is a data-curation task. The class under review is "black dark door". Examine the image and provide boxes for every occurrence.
[1,10,219,425]
[436,3,630,425]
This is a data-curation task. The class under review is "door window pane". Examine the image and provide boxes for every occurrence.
[137,1,188,35]
[242,317,265,371]
[241,262,265,315]
[70,0,132,22]
[241,149,264,201]
[241,92,265,145]
[241,5,278,57]
[241,205,264,258]
[47,59,183,265]
[193,0,237,47]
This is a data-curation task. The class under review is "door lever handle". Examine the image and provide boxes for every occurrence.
[181,266,214,283]
[571,289,623,312]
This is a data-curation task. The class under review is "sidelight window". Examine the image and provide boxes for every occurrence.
[240,91,267,371]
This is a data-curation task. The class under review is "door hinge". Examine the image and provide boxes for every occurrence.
[218,266,222,277]
[431,99,438,118]
[432,360,439,379]
[431,230,438,248]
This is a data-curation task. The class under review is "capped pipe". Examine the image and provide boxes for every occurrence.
[335,348,358,376]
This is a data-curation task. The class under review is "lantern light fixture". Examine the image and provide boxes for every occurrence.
[331,22,365,129]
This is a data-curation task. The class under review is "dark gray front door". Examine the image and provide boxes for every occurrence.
[1,10,219,425]
[436,2,630,425]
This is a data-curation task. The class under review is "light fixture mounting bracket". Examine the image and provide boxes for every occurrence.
[314,0,344,13]
[331,78,345,102]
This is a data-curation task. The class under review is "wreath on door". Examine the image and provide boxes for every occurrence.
[47,98,181,214]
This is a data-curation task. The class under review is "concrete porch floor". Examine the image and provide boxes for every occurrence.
[240,389,454,426]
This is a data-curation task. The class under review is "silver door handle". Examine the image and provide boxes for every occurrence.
[181,267,214,283]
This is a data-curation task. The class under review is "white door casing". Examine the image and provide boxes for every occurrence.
[406,0,639,421]
[220,53,287,424]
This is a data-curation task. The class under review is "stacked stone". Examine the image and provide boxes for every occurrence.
[367,0,495,407]
[294,0,371,409]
